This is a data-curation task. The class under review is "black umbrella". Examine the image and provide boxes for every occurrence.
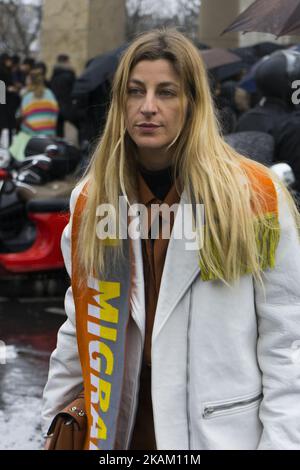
[72,44,128,96]
[222,0,300,38]
[231,42,286,68]
[201,48,241,69]
[252,42,288,57]
[201,48,245,81]
[230,46,258,67]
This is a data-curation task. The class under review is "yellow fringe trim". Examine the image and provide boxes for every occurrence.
[199,213,280,282]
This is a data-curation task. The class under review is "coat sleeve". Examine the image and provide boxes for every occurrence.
[41,181,85,436]
[255,185,300,449]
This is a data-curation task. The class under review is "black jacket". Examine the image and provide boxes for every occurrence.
[236,98,291,136]
[0,65,20,129]
[50,66,76,120]
[274,110,300,192]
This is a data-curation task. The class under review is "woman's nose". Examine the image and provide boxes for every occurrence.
[140,93,158,115]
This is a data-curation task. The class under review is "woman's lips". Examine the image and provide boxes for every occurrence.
[137,124,161,132]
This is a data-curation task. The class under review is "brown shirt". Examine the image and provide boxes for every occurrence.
[129,171,181,450]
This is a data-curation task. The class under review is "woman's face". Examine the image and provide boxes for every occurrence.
[125,59,188,169]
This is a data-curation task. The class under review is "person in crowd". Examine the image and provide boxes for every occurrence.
[19,68,59,137]
[0,53,20,142]
[274,107,300,195]
[42,29,300,451]
[34,61,51,88]
[236,50,300,135]
[221,80,250,117]
[50,54,77,137]
[213,78,250,134]
[10,55,24,92]
[209,75,237,135]
[19,57,35,86]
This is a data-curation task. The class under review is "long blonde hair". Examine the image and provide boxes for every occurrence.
[77,28,299,284]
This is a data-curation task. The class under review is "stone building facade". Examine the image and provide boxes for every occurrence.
[40,0,126,75]
[40,0,299,76]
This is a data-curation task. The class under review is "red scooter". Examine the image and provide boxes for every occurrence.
[0,137,81,296]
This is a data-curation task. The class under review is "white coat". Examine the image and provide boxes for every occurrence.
[42,181,300,449]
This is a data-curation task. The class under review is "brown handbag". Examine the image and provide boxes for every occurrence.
[47,391,87,450]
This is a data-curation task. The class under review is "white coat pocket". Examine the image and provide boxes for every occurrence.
[202,391,263,420]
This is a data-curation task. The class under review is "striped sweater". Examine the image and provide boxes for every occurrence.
[20,88,59,136]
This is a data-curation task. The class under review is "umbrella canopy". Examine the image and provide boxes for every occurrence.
[72,44,128,96]
[222,0,300,38]
[231,42,286,68]
[201,48,241,69]
[201,48,244,81]
[230,45,258,67]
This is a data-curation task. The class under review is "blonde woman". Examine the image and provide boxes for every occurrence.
[42,29,300,450]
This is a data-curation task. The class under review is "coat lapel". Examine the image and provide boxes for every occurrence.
[152,190,201,342]
[129,233,146,341]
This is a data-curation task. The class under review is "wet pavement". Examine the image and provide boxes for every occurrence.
[0,295,65,450]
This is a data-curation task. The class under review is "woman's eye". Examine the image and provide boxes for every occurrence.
[128,88,143,95]
[159,89,176,96]
[127,88,176,97]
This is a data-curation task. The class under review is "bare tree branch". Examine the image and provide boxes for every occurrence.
[0,0,42,56]
[125,0,201,41]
